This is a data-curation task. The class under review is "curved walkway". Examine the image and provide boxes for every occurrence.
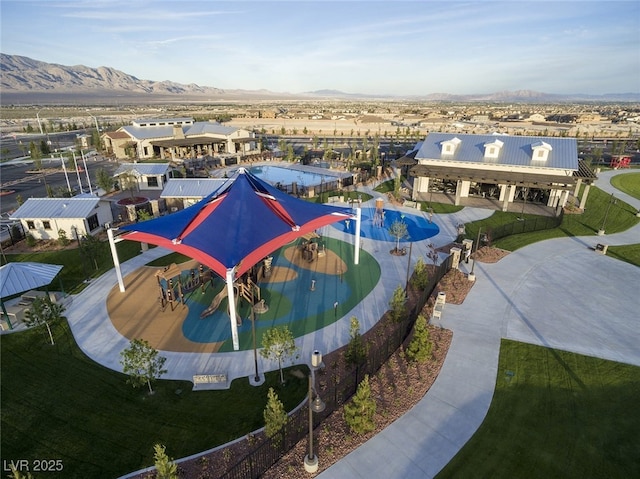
[318,169,640,478]
[65,178,491,387]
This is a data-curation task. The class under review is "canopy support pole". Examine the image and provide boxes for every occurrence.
[226,268,240,350]
[1,300,14,330]
[354,208,361,265]
[107,227,126,293]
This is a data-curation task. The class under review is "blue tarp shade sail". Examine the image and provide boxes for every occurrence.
[0,262,63,298]
[120,168,353,280]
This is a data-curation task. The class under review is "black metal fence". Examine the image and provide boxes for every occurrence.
[485,209,564,244]
[219,254,453,479]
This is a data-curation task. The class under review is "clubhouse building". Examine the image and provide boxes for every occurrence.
[408,133,596,214]
[102,117,259,162]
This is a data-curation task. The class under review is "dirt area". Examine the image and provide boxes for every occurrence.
[169,251,511,479]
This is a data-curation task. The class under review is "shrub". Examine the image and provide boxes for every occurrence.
[344,375,376,434]
[345,317,368,366]
[388,285,407,323]
[411,257,429,290]
[405,315,432,363]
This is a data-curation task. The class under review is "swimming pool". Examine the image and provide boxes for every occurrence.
[333,207,440,243]
[249,165,352,188]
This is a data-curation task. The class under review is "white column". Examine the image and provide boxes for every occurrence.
[226,268,240,351]
[354,208,361,265]
[107,228,125,292]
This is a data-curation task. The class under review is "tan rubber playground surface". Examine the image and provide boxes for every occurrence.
[107,245,348,352]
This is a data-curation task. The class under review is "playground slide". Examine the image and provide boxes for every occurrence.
[199,287,243,326]
[200,288,227,318]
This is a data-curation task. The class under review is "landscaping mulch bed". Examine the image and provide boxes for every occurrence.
[173,256,508,479]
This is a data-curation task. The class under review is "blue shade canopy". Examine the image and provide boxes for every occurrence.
[0,262,63,298]
[120,168,353,279]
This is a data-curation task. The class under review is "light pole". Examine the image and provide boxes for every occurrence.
[597,193,616,236]
[468,227,482,282]
[250,290,269,385]
[304,350,326,473]
[36,109,44,135]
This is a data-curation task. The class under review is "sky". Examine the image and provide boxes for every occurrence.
[1,0,639,96]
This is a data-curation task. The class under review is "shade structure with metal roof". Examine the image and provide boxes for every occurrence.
[0,262,63,330]
[115,167,358,350]
[0,262,63,298]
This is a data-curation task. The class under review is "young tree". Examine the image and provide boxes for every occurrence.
[405,315,432,363]
[260,326,298,384]
[81,233,103,270]
[153,444,178,479]
[263,387,288,444]
[95,167,114,193]
[388,219,408,254]
[344,375,376,434]
[389,285,407,323]
[24,296,66,345]
[120,339,167,394]
[57,228,70,247]
[410,257,429,290]
[345,316,368,366]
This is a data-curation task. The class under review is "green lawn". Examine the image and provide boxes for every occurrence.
[607,243,640,267]
[464,186,640,252]
[4,240,144,295]
[437,340,640,479]
[0,320,307,478]
[610,172,640,199]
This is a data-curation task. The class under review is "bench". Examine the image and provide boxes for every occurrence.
[403,200,420,209]
[192,373,228,390]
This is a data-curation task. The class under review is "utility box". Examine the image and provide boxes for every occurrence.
[595,243,608,255]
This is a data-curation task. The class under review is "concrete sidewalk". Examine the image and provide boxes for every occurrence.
[65,183,488,388]
[318,169,640,479]
[64,169,638,478]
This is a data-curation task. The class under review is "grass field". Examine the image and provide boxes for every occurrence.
[464,185,640,252]
[437,340,640,479]
[610,172,640,199]
[0,320,307,478]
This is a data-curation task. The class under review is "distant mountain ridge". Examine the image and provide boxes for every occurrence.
[2,53,639,103]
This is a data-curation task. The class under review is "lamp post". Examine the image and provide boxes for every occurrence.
[304,350,326,473]
[250,291,269,385]
[597,193,616,236]
[468,227,482,282]
[36,109,44,135]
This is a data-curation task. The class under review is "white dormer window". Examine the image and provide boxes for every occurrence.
[441,137,461,156]
[531,141,552,161]
[483,139,504,159]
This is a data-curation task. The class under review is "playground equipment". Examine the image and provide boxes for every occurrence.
[373,198,385,227]
[199,277,262,326]
[610,155,631,169]
[156,263,212,311]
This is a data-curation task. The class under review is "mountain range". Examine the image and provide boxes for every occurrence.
[1,53,639,104]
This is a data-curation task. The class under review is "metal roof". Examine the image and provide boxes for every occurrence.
[415,133,578,170]
[161,178,231,199]
[113,163,169,177]
[120,121,239,141]
[10,197,102,219]
[186,122,237,136]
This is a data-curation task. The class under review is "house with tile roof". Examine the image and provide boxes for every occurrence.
[408,133,596,213]
[10,197,113,241]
